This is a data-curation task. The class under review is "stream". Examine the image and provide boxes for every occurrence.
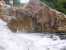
[0,19,66,50]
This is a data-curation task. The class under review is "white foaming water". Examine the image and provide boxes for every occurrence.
[20,0,29,3]
[0,19,66,50]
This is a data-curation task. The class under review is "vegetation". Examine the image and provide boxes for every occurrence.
[40,0,66,14]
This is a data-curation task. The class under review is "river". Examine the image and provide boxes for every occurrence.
[0,19,66,50]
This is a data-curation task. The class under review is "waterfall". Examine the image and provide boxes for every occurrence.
[0,19,66,50]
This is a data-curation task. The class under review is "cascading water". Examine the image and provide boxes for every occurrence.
[0,19,66,50]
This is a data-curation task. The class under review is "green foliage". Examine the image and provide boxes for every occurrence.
[40,0,66,14]
[13,0,20,6]
[40,0,57,8]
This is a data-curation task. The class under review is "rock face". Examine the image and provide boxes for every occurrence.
[7,9,33,32]
[1,0,66,32]
[22,0,66,32]
[6,0,66,32]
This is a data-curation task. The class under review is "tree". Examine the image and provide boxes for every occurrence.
[40,0,66,14]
